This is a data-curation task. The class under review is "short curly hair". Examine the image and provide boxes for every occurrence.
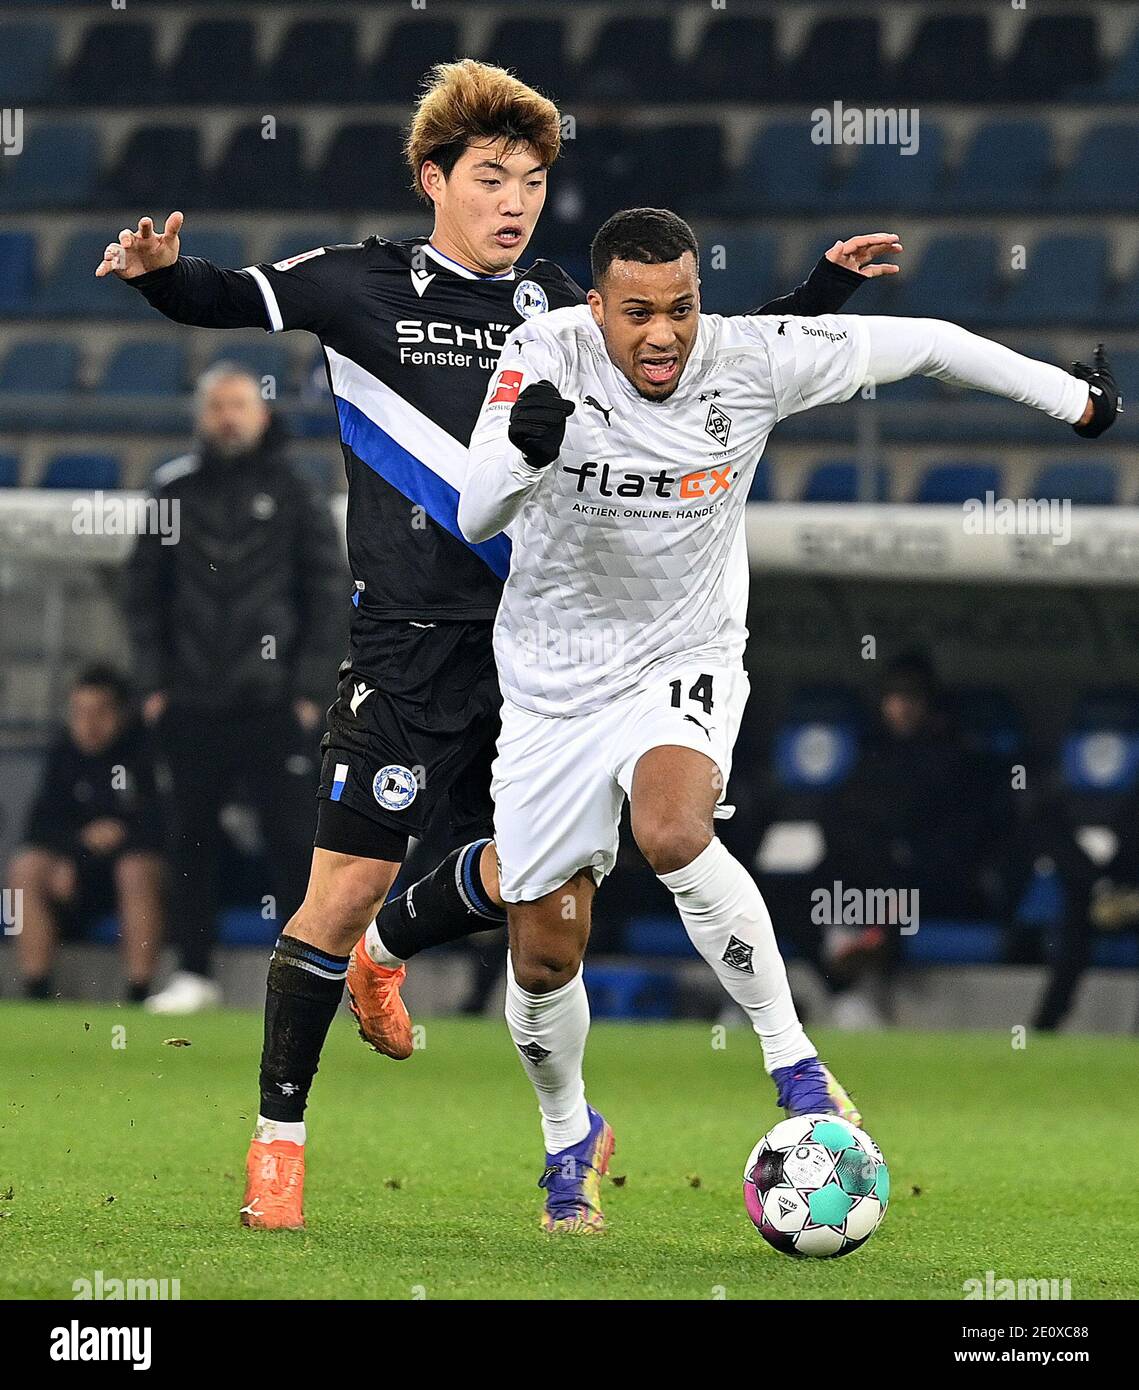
[405,59,562,203]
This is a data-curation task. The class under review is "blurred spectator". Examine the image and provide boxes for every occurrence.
[126,363,346,1013]
[7,665,164,1001]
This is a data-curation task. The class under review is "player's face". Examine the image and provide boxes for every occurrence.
[424,140,547,275]
[196,374,270,457]
[587,253,700,401]
[69,686,124,755]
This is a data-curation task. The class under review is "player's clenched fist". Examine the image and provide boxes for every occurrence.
[94,211,184,280]
[1070,344,1122,439]
[508,380,576,468]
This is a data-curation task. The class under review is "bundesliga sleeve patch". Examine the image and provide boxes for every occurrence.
[490,369,524,404]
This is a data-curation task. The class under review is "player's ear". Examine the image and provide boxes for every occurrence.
[586,287,604,329]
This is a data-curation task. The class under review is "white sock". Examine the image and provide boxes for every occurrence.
[505,958,591,1153]
[659,838,813,1073]
[365,920,404,968]
[253,1116,306,1146]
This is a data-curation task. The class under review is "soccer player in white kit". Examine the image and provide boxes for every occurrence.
[459,208,1120,1234]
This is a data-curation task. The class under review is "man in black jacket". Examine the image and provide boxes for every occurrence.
[128,363,346,1013]
[8,665,164,1001]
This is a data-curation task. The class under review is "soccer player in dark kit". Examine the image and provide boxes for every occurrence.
[97,58,901,1228]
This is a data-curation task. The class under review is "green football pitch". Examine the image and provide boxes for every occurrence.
[1,1003,1136,1300]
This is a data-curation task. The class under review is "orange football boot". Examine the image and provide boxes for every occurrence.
[241,1139,305,1231]
[345,935,414,1059]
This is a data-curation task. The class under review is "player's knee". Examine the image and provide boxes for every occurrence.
[512,937,583,994]
[632,808,709,877]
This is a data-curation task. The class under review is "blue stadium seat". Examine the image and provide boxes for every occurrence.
[209,123,311,210]
[41,453,122,490]
[584,964,676,1020]
[792,17,884,101]
[0,231,37,312]
[264,20,360,102]
[318,124,417,213]
[623,917,698,959]
[893,14,997,102]
[63,22,156,103]
[695,232,778,314]
[178,231,246,270]
[217,908,278,948]
[772,687,861,792]
[1074,28,1139,100]
[626,124,728,213]
[1054,124,1139,212]
[481,19,568,102]
[747,459,771,502]
[728,123,838,215]
[0,339,80,393]
[843,122,945,212]
[0,21,56,102]
[34,232,153,319]
[366,19,462,103]
[875,235,1001,324]
[577,17,679,101]
[102,126,204,209]
[166,21,257,103]
[801,460,888,503]
[0,454,19,486]
[0,122,101,210]
[1003,15,1101,100]
[904,921,1004,965]
[914,462,1001,504]
[950,121,1052,212]
[1061,692,1139,795]
[950,687,1024,758]
[98,342,187,397]
[998,235,1109,327]
[681,16,780,102]
[1032,460,1117,505]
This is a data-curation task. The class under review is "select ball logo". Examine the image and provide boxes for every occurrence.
[373,765,418,811]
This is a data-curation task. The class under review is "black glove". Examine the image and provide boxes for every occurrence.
[508,379,575,468]
[1071,344,1122,438]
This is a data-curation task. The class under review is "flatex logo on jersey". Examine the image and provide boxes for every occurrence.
[395,319,514,371]
[561,458,740,521]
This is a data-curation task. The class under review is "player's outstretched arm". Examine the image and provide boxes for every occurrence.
[753,233,903,317]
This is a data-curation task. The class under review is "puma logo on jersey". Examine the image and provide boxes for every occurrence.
[349,682,374,716]
[683,713,711,740]
[583,395,613,426]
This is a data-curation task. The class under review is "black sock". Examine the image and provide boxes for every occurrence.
[24,975,53,1001]
[127,981,150,1004]
[377,838,506,961]
[258,935,349,1124]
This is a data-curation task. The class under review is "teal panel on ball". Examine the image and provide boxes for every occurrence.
[835,1148,877,1196]
[811,1119,856,1152]
[807,1182,854,1226]
[874,1163,890,1204]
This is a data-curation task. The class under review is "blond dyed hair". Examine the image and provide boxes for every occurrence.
[405,59,562,202]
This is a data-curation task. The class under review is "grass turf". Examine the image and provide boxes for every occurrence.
[1,1003,1136,1300]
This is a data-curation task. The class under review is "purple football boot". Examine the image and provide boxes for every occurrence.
[538,1105,615,1235]
[773,1056,862,1126]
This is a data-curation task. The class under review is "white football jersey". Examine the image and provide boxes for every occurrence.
[467,305,870,716]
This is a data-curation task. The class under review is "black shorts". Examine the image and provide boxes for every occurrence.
[316,619,500,858]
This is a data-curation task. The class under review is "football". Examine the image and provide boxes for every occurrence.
[743,1113,889,1258]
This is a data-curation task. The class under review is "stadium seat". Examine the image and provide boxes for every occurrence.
[997,235,1109,328]
[904,921,1004,965]
[772,687,862,793]
[624,124,728,214]
[1002,15,1101,101]
[843,123,945,212]
[0,122,100,210]
[100,125,205,210]
[623,917,698,959]
[33,232,153,319]
[1060,691,1139,796]
[317,124,419,213]
[950,687,1024,759]
[209,124,311,210]
[684,232,778,314]
[40,453,122,490]
[0,454,20,486]
[0,21,56,102]
[481,19,569,101]
[0,339,80,393]
[801,460,888,504]
[680,16,781,102]
[178,231,246,271]
[747,459,771,502]
[62,22,156,104]
[791,17,884,101]
[576,17,680,101]
[1074,27,1139,101]
[1054,124,1139,212]
[892,14,998,101]
[913,462,1001,504]
[97,342,187,397]
[727,123,838,216]
[886,235,1002,324]
[264,20,360,102]
[165,21,257,103]
[0,231,38,313]
[584,964,676,1020]
[1032,460,1117,505]
[206,343,291,395]
[366,19,462,103]
[949,121,1053,212]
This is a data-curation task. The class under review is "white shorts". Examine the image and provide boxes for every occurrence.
[491,662,750,903]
